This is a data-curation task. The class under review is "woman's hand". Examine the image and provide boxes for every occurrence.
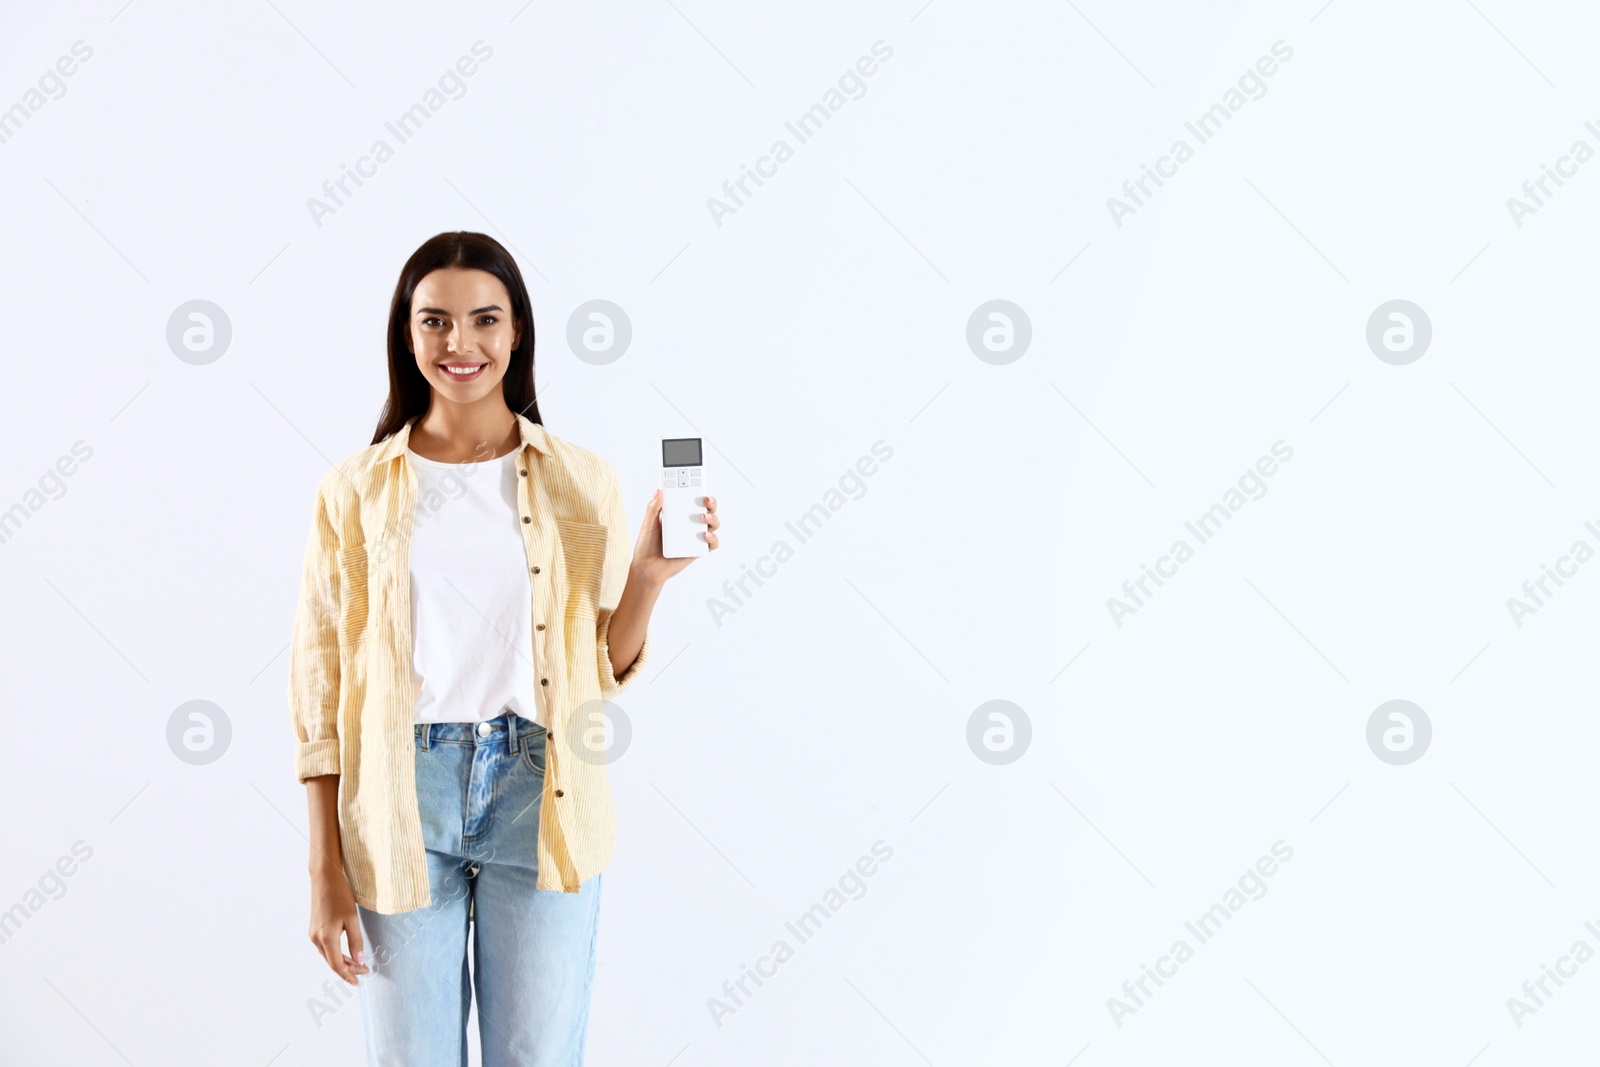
[309,862,370,986]
[630,490,719,586]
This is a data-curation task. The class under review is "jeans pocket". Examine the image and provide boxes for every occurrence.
[520,733,547,775]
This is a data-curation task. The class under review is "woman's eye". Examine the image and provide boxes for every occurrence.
[419,315,496,327]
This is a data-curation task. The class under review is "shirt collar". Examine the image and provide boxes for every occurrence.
[373,411,551,465]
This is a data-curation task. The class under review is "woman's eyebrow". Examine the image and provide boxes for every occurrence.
[415,304,505,316]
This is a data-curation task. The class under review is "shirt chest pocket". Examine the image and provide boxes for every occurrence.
[555,519,607,622]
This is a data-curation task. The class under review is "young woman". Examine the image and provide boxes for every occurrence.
[288,231,719,1064]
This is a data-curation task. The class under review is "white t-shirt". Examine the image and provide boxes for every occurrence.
[405,446,545,727]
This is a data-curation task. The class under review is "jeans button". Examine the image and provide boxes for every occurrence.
[476,722,491,737]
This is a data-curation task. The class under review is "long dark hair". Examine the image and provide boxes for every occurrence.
[370,231,541,445]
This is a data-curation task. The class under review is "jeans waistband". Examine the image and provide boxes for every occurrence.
[415,710,546,752]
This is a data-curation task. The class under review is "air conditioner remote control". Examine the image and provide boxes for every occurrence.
[660,437,708,559]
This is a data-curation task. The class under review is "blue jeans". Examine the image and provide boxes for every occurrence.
[356,712,602,1066]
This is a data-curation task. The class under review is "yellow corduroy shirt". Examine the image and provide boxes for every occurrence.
[288,412,650,913]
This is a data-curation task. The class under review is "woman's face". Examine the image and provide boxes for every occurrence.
[407,267,521,403]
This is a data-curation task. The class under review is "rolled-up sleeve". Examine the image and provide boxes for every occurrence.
[595,467,649,699]
[289,469,343,782]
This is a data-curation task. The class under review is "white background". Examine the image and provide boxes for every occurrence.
[1,1,1595,1064]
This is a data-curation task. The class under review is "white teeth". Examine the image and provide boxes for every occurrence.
[442,364,484,375]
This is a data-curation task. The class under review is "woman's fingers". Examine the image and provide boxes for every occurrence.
[310,919,368,985]
[700,495,720,548]
[346,917,370,976]
[314,928,356,984]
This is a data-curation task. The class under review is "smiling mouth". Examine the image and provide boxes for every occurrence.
[439,362,487,381]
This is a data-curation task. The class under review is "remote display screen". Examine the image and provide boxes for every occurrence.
[663,438,702,467]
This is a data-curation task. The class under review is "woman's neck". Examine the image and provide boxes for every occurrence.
[410,400,520,463]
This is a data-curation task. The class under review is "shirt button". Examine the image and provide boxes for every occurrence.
[522,516,531,524]
[476,722,491,737]
[536,623,545,631]
[518,469,527,476]
[540,678,549,686]
[532,566,540,574]
[553,789,564,797]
